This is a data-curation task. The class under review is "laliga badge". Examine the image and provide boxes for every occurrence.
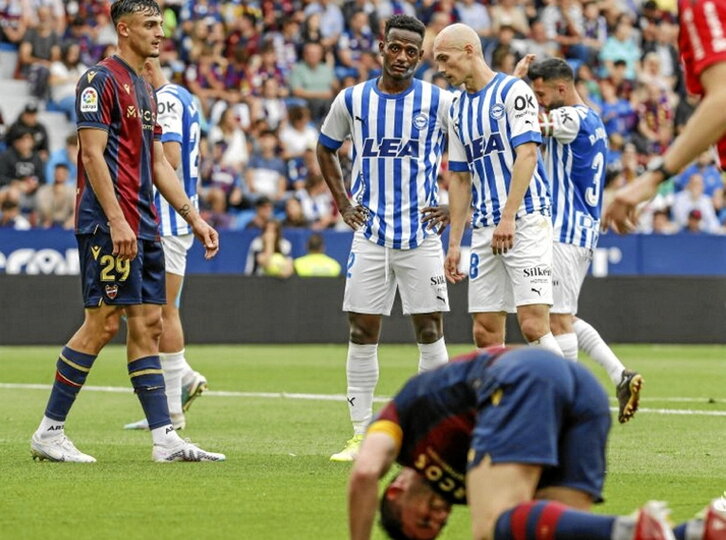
[80,87,98,113]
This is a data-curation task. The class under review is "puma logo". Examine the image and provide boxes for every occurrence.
[354,115,366,125]
[436,295,446,303]
[531,287,542,296]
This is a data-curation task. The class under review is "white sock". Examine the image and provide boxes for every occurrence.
[555,333,578,361]
[176,349,195,385]
[151,424,183,446]
[528,332,564,356]
[417,337,448,373]
[37,416,64,439]
[346,342,379,436]
[160,351,185,415]
[573,318,625,384]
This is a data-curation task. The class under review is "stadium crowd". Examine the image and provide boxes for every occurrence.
[0,0,725,234]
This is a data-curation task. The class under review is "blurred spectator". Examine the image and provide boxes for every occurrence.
[540,0,588,63]
[49,43,87,123]
[45,133,78,185]
[304,0,345,49]
[19,6,61,99]
[517,20,559,60]
[599,18,640,81]
[490,0,529,37]
[184,45,227,116]
[0,129,44,191]
[268,18,302,76]
[282,196,309,228]
[642,21,680,91]
[35,163,74,228]
[632,83,673,156]
[199,140,245,215]
[279,106,318,161]
[296,172,336,230]
[671,175,721,233]
[673,93,699,137]
[0,0,28,51]
[246,130,287,204]
[485,25,521,69]
[6,103,49,159]
[245,195,274,230]
[245,219,294,277]
[651,208,678,234]
[456,0,491,39]
[293,233,342,277]
[290,41,336,123]
[335,9,376,79]
[92,10,117,47]
[600,79,635,138]
[248,44,287,97]
[581,1,607,55]
[683,209,706,234]
[0,186,31,230]
[208,106,249,172]
[674,151,724,197]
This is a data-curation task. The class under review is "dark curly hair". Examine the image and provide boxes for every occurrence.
[384,15,426,41]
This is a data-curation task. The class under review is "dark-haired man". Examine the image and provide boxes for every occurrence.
[318,14,453,462]
[516,56,643,424]
[30,0,224,463]
[349,347,725,540]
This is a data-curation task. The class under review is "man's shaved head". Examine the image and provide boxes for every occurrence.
[433,23,482,57]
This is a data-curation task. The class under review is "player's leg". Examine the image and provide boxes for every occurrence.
[158,234,207,414]
[127,238,223,462]
[333,233,395,461]
[550,242,588,361]
[507,214,561,354]
[31,231,125,462]
[469,226,509,348]
[396,235,449,372]
[31,303,122,462]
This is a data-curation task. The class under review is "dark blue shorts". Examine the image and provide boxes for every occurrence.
[467,348,611,502]
[76,231,166,307]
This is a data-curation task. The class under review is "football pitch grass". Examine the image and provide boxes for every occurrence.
[1,344,724,539]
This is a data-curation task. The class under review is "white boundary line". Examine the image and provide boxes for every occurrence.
[1,383,725,416]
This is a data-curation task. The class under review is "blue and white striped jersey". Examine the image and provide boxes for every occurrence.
[543,105,608,249]
[318,78,453,250]
[448,73,550,227]
[153,83,200,237]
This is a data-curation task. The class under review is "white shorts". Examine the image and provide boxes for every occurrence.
[468,213,553,313]
[551,242,592,315]
[161,234,194,276]
[343,232,449,316]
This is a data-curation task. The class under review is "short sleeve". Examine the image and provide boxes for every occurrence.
[545,106,582,145]
[76,68,114,131]
[504,79,542,148]
[437,89,455,132]
[318,89,351,151]
[156,89,184,144]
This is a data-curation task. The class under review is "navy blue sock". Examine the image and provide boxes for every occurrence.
[673,524,686,540]
[494,501,616,540]
[44,347,97,421]
[128,356,171,430]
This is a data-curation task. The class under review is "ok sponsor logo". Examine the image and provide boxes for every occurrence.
[361,138,419,158]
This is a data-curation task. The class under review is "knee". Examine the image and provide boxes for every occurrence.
[414,315,443,344]
[348,314,381,344]
[472,319,503,348]
[101,315,121,343]
[147,312,163,342]
[518,313,550,343]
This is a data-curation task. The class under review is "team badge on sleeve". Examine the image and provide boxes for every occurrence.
[80,87,99,112]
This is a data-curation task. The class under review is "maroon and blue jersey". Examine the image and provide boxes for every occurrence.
[75,55,162,241]
[369,347,611,504]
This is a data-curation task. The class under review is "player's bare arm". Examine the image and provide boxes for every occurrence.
[512,53,536,79]
[348,432,398,540]
[421,204,450,235]
[492,142,537,255]
[152,140,219,259]
[162,140,182,170]
[445,171,472,283]
[603,61,726,233]
[78,127,138,261]
[316,142,367,230]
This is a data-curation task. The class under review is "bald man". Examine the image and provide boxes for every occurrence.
[434,24,561,357]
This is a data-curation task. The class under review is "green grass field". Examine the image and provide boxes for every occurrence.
[1,344,724,539]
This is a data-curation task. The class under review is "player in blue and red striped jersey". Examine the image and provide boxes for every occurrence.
[30,0,224,463]
[348,347,725,540]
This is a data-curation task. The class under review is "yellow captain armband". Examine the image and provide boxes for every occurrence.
[367,420,403,453]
